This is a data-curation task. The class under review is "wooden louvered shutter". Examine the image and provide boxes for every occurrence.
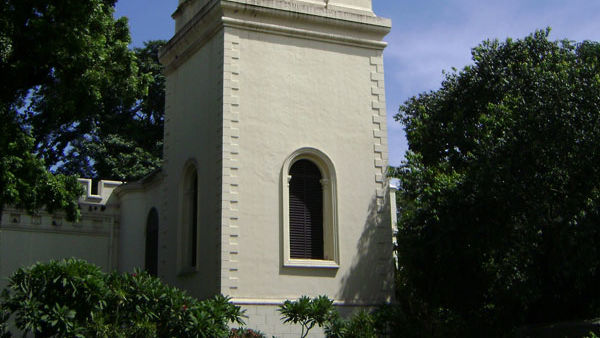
[289,159,324,259]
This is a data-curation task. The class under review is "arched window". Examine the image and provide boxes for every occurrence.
[189,172,198,267]
[181,163,199,271]
[145,208,159,277]
[282,148,339,268]
[289,159,324,259]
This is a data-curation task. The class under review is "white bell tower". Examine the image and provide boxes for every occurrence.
[159,0,393,334]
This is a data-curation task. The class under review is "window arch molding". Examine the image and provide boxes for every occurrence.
[179,159,199,273]
[281,147,339,268]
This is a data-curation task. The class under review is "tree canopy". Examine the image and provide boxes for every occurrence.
[56,40,165,181]
[394,29,600,336]
[0,0,166,219]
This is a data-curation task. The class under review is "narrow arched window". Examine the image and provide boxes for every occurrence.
[181,163,199,271]
[289,159,324,260]
[145,208,159,277]
[188,171,198,268]
[282,148,339,268]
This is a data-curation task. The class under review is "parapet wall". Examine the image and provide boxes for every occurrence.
[0,179,122,289]
[77,178,123,205]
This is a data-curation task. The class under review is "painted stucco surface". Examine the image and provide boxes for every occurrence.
[0,180,122,290]
[0,229,110,287]
[160,30,224,298]
[230,29,393,302]
[157,0,394,333]
[117,177,163,272]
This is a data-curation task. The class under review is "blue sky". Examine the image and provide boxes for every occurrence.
[115,0,600,166]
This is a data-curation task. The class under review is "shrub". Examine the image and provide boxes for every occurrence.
[0,259,244,337]
[229,327,266,337]
[1,258,108,336]
[279,295,337,338]
[279,295,394,338]
[325,310,378,338]
[0,294,10,338]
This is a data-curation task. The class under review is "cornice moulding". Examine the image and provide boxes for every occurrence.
[160,0,391,73]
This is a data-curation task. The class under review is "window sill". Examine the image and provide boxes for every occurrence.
[284,259,339,269]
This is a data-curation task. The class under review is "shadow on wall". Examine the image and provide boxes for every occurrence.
[338,190,395,305]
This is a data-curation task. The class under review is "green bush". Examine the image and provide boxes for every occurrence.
[279,295,395,338]
[2,258,108,336]
[279,295,337,338]
[229,327,266,337]
[0,259,244,337]
[325,310,378,338]
[0,294,10,338]
[366,300,465,338]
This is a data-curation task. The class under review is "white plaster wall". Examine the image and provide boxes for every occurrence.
[161,31,224,299]
[118,191,147,272]
[162,0,393,311]
[0,229,111,289]
[116,180,164,273]
[174,0,211,32]
[227,28,394,304]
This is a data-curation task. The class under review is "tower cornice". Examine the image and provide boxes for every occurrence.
[160,0,391,73]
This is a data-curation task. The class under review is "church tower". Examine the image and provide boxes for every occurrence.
[159,0,393,334]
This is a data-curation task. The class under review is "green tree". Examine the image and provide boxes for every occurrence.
[395,29,600,336]
[1,0,146,160]
[57,40,166,181]
[0,110,81,221]
[0,0,163,219]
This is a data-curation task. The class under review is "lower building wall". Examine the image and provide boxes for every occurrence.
[0,206,118,290]
[235,303,369,338]
[0,229,113,289]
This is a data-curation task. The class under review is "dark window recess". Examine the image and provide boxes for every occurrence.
[289,159,324,259]
[191,173,198,267]
[145,208,159,277]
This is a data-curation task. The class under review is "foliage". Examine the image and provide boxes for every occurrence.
[279,295,394,338]
[394,28,600,336]
[0,107,82,221]
[369,296,465,338]
[1,0,144,164]
[0,0,164,219]
[1,259,108,336]
[56,40,166,181]
[323,305,412,338]
[0,259,244,337]
[0,292,9,338]
[279,295,337,338]
[324,310,377,338]
[229,327,266,338]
